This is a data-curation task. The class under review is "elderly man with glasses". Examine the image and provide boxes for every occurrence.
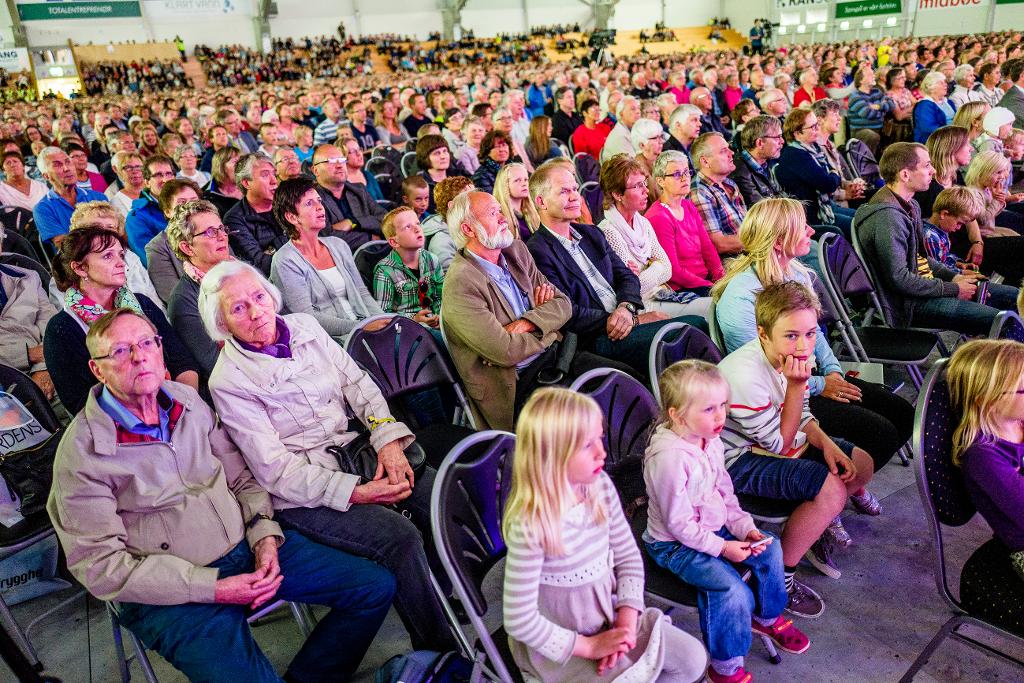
[47,307,395,682]
[312,143,386,249]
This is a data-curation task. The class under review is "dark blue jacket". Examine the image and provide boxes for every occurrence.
[773,143,842,224]
[125,192,166,266]
[913,98,956,144]
[526,223,642,336]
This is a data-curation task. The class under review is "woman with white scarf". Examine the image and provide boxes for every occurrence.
[597,155,712,321]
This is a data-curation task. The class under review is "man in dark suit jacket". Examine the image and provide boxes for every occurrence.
[525,162,706,377]
[997,57,1024,129]
[729,115,785,206]
[223,154,286,275]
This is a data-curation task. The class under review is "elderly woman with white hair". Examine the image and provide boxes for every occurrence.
[914,71,958,143]
[949,64,985,109]
[630,117,665,189]
[200,259,458,654]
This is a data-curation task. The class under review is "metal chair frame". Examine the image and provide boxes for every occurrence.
[900,360,1024,681]
[431,430,521,683]
[647,321,723,403]
[988,309,1024,341]
[107,599,317,682]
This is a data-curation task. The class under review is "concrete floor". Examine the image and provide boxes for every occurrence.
[4,454,1023,683]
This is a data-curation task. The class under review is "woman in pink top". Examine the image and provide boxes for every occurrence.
[645,150,725,296]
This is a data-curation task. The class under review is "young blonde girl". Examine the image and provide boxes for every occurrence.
[946,339,1024,635]
[502,387,707,682]
[644,361,810,683]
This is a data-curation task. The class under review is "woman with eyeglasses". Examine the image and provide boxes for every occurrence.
[773,108,848,237]
[165,200,235,379]
[109,151,145,218]
[43,226,198,414]
[644,151,724,298]
[598,154,713,320]
[269,176,391,345]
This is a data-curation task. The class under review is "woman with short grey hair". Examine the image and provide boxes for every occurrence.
[165,199,234,378]
[199,259,458,654]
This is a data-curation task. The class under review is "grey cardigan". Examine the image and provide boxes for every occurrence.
[270,236,385,341]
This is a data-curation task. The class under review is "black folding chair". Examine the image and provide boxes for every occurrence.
[430,430,522,683]
[818,233,942,391]
[988,310,1024,342]
[351,239,392,289]
[900,360,1024,681]
[647,322,722,403]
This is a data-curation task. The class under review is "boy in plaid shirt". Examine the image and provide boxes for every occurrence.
[373,206,444,329]
[923,186,1021,310]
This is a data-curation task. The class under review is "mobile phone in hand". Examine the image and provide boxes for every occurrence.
[749,537,772,549]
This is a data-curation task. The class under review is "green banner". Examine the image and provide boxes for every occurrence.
[996,0,1024,5]
[835,0,903,17]
[17,1,141,20]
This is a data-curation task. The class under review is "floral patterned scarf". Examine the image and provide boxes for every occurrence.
[65,286,144,326]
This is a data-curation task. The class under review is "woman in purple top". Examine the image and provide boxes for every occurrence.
[948,339,1024,636]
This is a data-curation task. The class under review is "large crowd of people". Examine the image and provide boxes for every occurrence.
[1,23,1023,683]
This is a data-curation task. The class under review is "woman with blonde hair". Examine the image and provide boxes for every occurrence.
[712,197,912,543]
[946,339,1024,636]
[493,162,540,240]
[951,101,990,148]
[502,387,707,683]
[598,155,711,320]
[965,150,1023,236]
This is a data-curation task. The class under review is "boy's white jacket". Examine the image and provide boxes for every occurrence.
[643,425,757,557]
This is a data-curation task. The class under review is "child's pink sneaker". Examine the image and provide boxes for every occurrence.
[752,616,811,654]
[706,666,752,683]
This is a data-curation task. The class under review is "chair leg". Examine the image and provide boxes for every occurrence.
[898,615,961,683]
[107,605,132,683]
[757,633,782,664]
[429,571,475,660]
[0,592,39,666]
[126,630,159,683]
[898,445,911,466]
[287,602,315,638]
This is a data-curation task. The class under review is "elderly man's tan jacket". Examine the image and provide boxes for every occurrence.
[46,381,282,606]
[440,240,571,431]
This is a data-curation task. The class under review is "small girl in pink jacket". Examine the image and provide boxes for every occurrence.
[643,360,810,683]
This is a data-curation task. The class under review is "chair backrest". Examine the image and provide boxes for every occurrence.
[0,206,35,239]
[351,239,392,289]
[372,145,405,171]
[346,315,462,402]
[842,137,881,187]
[0,254,50,290]
[0,364,61,434]
[706,299,727,352]
[430,430,518,683]
[648,322,722,402]
[580,181,604,224]
[820,231,875,299]
[809,272,839,327]
[574,152,599,184]
[913,359,975,609]
[988,310,1024,342]
[400,151,419,178]
[571,368,658,508]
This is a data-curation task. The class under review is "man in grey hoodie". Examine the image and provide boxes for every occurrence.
[853,142,996,336]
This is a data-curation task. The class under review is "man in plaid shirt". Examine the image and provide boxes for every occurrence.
[689,132,747,256]
[372,207,444,328]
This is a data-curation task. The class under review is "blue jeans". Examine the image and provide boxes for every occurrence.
[646,528,787,661]
[985,281,1020,311]
[591,315,707,378]
[118,530,395,683]
[911,295,999,337]
[830,204,856,240]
